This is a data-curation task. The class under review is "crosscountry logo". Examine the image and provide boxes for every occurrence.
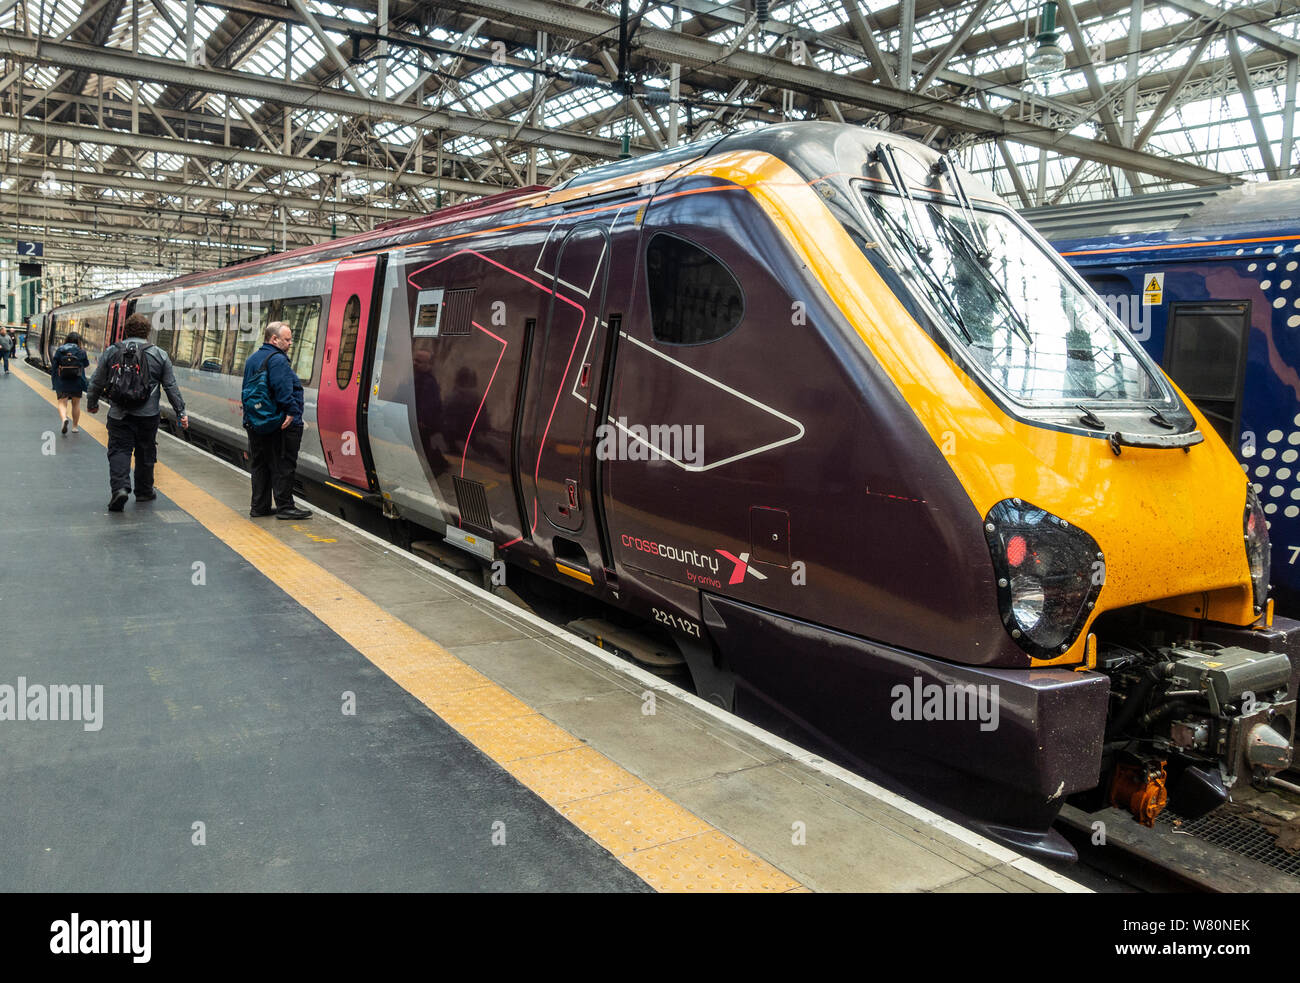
[715,550,768,585]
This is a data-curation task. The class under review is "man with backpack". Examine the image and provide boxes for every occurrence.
[86,313,189,512]
[242,320,310,520]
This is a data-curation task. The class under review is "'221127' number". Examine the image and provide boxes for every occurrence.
[652,607,701,637]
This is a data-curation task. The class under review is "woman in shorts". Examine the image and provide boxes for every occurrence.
[51,332,90,434]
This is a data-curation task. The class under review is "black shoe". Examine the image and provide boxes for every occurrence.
[135,492,157,502]
[276,507,312,520]
[249,508,277,517]
[61,419,68,434]
[107,489,129,512]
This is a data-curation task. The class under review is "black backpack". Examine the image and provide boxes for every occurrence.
[55,346,82,379]
[103,342,153,408]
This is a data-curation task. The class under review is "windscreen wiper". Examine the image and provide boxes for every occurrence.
[931,156,1034,347]
[927,206,1034,348]
[933,156,991,262]
[873,142,931,258]
[866,195,972,344]
[1077,405,1106,430]
[1148,405,1176,429]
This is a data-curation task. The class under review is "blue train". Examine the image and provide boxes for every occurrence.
[1025,182,1300,616]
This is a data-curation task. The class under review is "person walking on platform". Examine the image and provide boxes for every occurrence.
[51,332,90,432]
[86,313,189,512]
[242,320,310,521]
[0,327,12,374]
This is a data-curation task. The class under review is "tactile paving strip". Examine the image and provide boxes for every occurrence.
[13,364,804,893]
[624,830,803,893]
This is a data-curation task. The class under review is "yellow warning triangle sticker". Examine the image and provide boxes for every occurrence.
[1145,276,1161,292]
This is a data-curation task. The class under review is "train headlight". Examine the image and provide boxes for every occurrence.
[1245,485,1271,614]
[984,500,1104,659]
[1009,575,1045,630]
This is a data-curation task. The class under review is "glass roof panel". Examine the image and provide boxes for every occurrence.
[7,0,1300,288]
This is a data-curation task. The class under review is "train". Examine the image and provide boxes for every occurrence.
[1025,181,1300,616]
[31,122,1298,860]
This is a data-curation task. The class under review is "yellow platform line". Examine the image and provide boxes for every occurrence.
[14,362,803,893]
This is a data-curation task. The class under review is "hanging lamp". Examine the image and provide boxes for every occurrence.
[1026,1,1067,78]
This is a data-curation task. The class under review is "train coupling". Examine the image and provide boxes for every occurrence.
[1163,647,1295,780]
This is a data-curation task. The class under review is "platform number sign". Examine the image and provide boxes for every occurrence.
[16,240,43,259]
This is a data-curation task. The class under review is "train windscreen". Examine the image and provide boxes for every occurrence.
[855,186,1169,408]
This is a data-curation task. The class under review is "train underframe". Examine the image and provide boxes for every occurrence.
[677,595,1299,861]
[1080,609,1298,827]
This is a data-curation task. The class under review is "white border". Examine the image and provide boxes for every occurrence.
[605,332,806,472]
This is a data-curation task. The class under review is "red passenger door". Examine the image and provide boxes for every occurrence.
[108,301,126,344]
[318,255,381,489]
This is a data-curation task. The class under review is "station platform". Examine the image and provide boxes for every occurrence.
[0,360,1087,893]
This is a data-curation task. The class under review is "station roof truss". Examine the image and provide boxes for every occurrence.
[0,0,1296,282]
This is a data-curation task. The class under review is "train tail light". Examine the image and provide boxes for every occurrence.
[984,499,1104,659]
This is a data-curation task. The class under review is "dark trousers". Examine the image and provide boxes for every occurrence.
[248,425,302,511]
[106,413,160,495]
[1,349,8,371]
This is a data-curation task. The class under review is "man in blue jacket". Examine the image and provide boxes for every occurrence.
[243,320,310,520]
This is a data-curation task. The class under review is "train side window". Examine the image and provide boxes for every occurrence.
[645,232,745,345]
[154,309,176,360]
[281,296,322,384]
[1164,302,1250,444]
[336,295,361,390]
[84,313,104,362]
[200,303,229,372]
[173,302,204,369]
[232,299,278,375]
[223,302,240,372]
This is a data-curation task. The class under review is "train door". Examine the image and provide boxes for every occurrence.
[42,314,57,363]
[32,313,46,363]
[317,254,383,489]
[516,223,615,580]
[108,300,126,344]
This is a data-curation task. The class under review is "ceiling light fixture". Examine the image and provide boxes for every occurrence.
[1026,1,1067,79]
